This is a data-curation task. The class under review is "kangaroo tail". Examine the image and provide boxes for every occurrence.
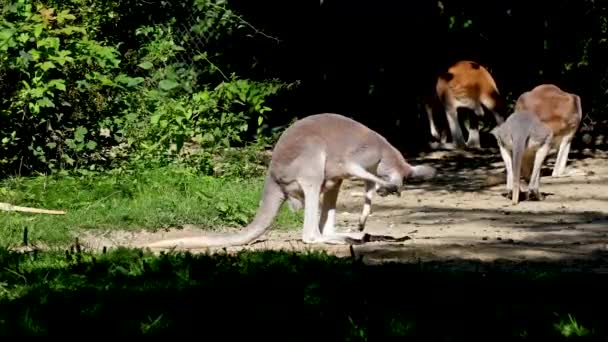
[409,164,437,180]
[145,174,285,249]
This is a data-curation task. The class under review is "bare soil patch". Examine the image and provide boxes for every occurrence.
[78,147,608,269]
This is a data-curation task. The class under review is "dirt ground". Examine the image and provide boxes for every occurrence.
[78,146,608,270]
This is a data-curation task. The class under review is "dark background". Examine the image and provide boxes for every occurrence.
[4,0,606,172]
[216,0,608,153]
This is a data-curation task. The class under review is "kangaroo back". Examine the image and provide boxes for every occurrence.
[437,60,500,109]
[514,84,581,137]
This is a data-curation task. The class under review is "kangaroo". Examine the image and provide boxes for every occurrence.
[491,111,554,205]
[513,84,583,177]
[144,113,436,249]
[424,60,504,149]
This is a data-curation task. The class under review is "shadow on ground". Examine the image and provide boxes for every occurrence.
[340,205,608,232]
[328,195,608,264]
[0,247,607,338]
[387,145,607,193]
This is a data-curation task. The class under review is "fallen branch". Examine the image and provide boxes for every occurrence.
[0,202,66,215]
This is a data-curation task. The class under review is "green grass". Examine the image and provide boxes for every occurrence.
[0,166,302,246]
[0,247,605,338]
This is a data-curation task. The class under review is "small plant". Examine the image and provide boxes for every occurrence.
[214,200,252,226]
[554,313,591,337]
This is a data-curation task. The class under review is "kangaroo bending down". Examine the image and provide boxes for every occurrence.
[491,111,554,205]
[513,84,582,177]
[424,60,504,149]
[145,113,436,249]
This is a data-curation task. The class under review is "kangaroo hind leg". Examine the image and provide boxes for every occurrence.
[317,179,366,245]
[297,151,327,244]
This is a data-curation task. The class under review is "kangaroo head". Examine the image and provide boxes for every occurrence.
[375,154,411,197]
[375,144,437,198]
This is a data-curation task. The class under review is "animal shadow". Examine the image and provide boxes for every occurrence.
[500,191,555,202]
[345,233,412,245]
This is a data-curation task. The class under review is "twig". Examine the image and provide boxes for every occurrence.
[208,2,282,44]
[200,54,229,81]
[4,267,27,285]
[0,202,66,215]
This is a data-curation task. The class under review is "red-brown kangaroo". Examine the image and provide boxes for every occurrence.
[425,60,504,149]
[513,84,583,177]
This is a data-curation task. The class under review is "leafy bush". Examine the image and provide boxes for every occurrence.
[118,0,295,168]
[0,0,142,175]
[123,22,287,165]
[0,0,294,178]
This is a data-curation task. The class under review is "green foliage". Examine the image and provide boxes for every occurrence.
[0,0,291,177]
[0,0,145,175]
[123,20,289,168]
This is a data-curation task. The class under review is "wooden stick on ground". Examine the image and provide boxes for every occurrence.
[0,202,66,215]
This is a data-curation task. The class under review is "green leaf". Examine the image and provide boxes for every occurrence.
[150,114,162,125]
[57,26,86,35]
[29,103,41,114]
[38,61,56,71]
[65,139,76,149]
[114,74,144,87]
[33,24,43,38]
[74,126,87,142]
[159,79,179,91]
[17,32,29,43]
[0,28,14,43]
[48,79,66,91]
[30,87,46,98]
[37,97,55,108]
[46,142,57,148]
[37,37,60,50]
[202,132,215,143]
[57,10,77,24]
[126,77,144,87]
[86,140,97,150]
[216,202,228,212]
[235,212,249,225]
[138,61,154,70]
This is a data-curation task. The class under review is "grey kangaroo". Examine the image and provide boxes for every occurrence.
[145,113,436,249]
[491,111,554,205]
